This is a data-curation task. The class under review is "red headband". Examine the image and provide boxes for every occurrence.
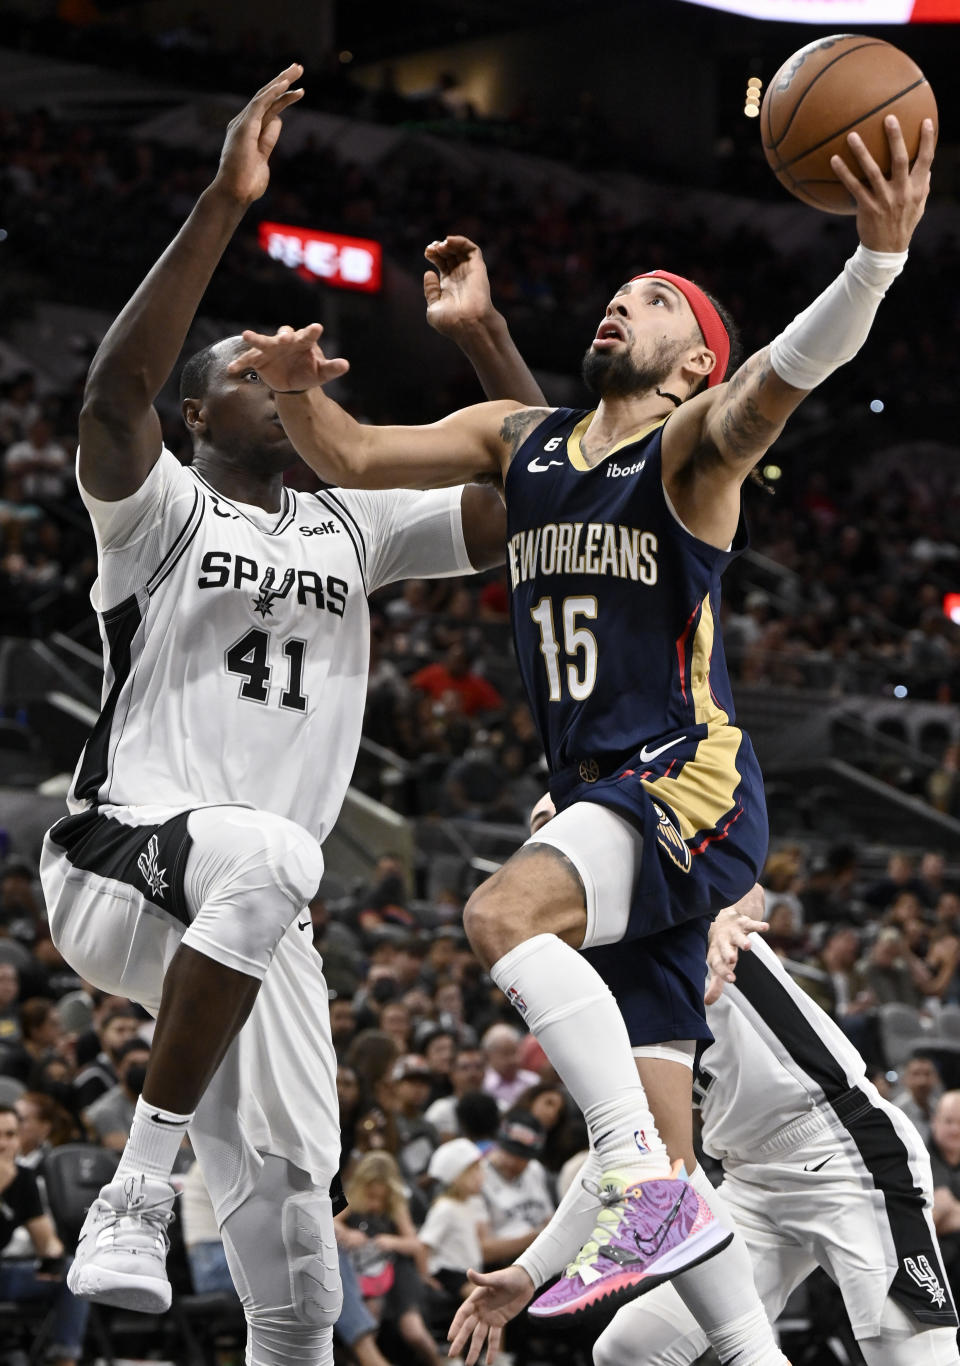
[631,271,730,388]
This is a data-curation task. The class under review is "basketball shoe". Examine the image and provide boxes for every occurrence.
[68,1173,175,1312]
[528,1160,731,1320]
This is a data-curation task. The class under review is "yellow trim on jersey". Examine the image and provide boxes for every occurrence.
[566,412,668,471]
[641,594,745,841]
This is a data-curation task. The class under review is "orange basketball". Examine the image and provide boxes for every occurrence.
[760,34,937,215]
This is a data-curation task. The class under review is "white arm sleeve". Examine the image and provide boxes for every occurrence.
[345,486,472,593]
[768,244,908,391]
[514,1151,602,1289]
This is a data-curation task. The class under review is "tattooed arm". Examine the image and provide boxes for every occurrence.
[659,349,807,548]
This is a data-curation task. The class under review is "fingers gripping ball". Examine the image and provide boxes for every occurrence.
[761,34,937,214]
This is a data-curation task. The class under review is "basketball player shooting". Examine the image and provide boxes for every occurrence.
[231,112,934,1335]
[37,66,506,1365]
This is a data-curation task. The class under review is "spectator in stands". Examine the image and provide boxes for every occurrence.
[0,1103,89,1366]
[420,1138,487,1315]
[891,1050,943,1144]
[339,1151,441,1366]
[800,925,869,1019]
[799,844,860,925]
[379,999,414,1055]
[83,1035,152,1152]
[1,997,68,1084]
[180,1160,233,1294]
[4,416,70,504]
[389,1054,440,1184]
[514,1082,570,1174]
[425,1048,486,1141]
[345,1029,400,1114]
[863,851,925,912]
[418,1026,458,1103]
[338,1064,362,1162]
[456,1091,501,1151]
[480,1110,554,1266]
[330,996,359,1059]
[858,927,928,1009]
[71,1003,140,1109]
[480,1022,539,1110]
[0,373,40,446]
[0,961,20,1045]
[928,743,960,819]
[928,1091,960,1298]
[410,642,503,717]
[14,1089,75,1169]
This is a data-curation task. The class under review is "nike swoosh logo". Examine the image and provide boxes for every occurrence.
[803,1154,835,1173]
[150,1113,187,1127]
[298,919,311,931]
[638,735,687,763]
[527,458,564,473]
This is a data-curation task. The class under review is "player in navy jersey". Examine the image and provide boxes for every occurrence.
[232,113,934,1338]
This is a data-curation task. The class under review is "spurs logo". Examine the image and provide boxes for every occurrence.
[137,835,169,902]
[252,566,296,619]
[904,1255,947,1309]
[653,802,692,874]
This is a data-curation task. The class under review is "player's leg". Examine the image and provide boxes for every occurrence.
[464,803,676,1178]
[859,1303,959,1366]
[464,803,730,1312]
[49,805,324,1311]
[220,1154,341,1366]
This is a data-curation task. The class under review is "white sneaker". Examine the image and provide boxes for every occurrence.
[68,1173,175,1312]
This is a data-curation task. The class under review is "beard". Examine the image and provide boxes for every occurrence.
[581,335,685,400]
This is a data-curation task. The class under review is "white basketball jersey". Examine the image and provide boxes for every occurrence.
[698,934,874,1162]
[71,448,472,837]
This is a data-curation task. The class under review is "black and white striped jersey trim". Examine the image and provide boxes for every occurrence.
[313,491,367,586]
[190,469,297,537]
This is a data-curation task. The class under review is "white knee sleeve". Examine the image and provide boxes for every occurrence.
[182,807,323,979]
[221,1156,339,1366]
[282,1191,342,1328]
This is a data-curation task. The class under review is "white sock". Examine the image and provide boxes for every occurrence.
[673,1167,786,1366]
[490,934,669,1175]
[115,1095,193,1183]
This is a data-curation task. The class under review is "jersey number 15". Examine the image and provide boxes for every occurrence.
[530,596,598,702]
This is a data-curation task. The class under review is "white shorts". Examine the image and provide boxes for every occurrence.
[40,802,340,1223]
[720,1108,953,1339]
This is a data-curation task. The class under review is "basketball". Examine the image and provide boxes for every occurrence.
[760,34,937,214]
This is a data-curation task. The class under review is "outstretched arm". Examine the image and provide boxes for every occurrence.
[662,115,935,548]
[424,235,547,406]
[229,324,552,489]
[79,65,305,502]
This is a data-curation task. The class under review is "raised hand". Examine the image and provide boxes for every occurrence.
[214,63,305,207]
[830,114,935,253]
[227,323,349,393]
[704,885,768,1005]
[447,1265,534,1366]
[424,235,496,337]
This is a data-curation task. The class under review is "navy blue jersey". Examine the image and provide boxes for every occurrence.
[507,406,767,914]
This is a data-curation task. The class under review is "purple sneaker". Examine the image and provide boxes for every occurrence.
[529,1161,732,1321]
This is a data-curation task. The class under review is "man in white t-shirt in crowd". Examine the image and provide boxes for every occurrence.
[4,416,70,503]
[481,1024,539,1111]
[480,1111,555,1267]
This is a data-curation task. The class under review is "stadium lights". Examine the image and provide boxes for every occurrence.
[676,1,960,20]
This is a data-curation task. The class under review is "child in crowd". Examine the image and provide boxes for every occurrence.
[339,1151,442,1366]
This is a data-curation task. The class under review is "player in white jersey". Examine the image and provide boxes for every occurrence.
[37,67,506,1366]
[447,890,960,1366]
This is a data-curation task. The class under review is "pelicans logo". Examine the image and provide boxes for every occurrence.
[653,803,691,873]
